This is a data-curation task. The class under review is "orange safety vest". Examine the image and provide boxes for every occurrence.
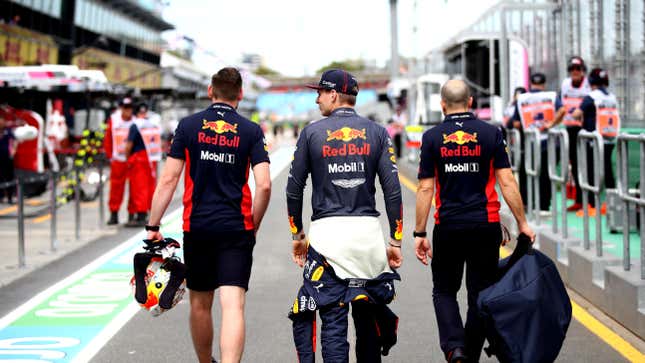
[134,117,162,162]
[560,77,591,127]
[589,89,620,139]
[516,91,557,136]
[110,111,134,162]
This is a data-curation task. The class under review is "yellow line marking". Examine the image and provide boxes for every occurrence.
[0,206,17,216]
[571,301,645,362]
[399,174,418,193]
[401,178,645,362]
[26,200,45,207]
[33,213,51,223]
[399,174,435,207]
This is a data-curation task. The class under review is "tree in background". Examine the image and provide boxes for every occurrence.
[255,65,281,77]
[316,59,366,74]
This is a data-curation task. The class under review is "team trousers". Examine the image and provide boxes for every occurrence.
[292,301,382,363]
[431,222,501,362]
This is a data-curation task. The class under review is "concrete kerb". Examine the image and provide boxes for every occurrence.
[605,264,645,337]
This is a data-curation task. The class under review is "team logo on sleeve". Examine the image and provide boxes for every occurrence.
[289,216,298,234]
[202,119,238,134]
[326,127,366,142]
[442,130,478,145]
[394,219,403,240]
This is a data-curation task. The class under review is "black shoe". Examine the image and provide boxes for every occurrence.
[107,212,118,225]
[125,212,147,228]
[446,347,467,363]
[211,358,217,363]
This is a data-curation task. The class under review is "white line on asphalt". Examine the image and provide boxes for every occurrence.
[0,207,183,332]
[73,146,295,362]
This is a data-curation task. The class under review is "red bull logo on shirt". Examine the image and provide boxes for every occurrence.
[442,131,478,145]
[202,119,238,134]
[326,127,366,142]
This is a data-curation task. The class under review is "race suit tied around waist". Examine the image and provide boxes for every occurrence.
[477,234,572,363]
[289,245,400,354]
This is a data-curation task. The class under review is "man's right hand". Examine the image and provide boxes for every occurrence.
[292,239,307,267]
[519,222,536,243]
[414,237,433,265]
[386,244,403,269]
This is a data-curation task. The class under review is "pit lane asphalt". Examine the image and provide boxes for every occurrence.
[0,150,631,362]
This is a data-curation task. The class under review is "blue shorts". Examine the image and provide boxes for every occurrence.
[183,230,255,291]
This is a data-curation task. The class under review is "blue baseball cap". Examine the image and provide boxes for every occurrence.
[588,68,609,86]
[530,72,546,85]
[306,69,359,96]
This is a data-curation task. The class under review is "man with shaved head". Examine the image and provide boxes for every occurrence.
[414,80,534,363]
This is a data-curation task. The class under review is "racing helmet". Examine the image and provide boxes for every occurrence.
[131,238,187,317]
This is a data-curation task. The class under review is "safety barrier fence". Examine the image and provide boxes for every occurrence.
[547,129,569,239]
[616,133,645,278]
[524,128,541,225]
[0,162,106,268]
[507,128,522,173]
[577,130,604,256]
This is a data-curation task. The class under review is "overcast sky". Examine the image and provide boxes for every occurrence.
[163,0,499,77]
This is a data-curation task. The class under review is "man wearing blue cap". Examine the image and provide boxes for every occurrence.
[287,69,403,362]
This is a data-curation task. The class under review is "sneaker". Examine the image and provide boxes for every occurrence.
[446,347,467,363]
[567,203,583,212]
[125,212,147,228]
[106,212,118,225]
[539,210,552,217]
[576,207,596,217]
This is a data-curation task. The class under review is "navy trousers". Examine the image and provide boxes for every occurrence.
[431,223,502,362]
[293,301,382,363]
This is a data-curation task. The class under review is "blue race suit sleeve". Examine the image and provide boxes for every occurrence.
[168,120,186,160]
[286,128,310,235]
[377,129,403,241]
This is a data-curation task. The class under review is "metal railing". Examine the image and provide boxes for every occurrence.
[524,128,541,224]
[1,162,107,268]
[616,133,645,278]
[548,128,569,238]
[507,128,522,173]
[577,130,605,256]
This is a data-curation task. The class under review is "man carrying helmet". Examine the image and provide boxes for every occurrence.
[145,67,271,363]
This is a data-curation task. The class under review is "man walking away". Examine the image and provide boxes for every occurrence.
[145,67,271,363]
[415,80,535,363]
[287,69,403,363]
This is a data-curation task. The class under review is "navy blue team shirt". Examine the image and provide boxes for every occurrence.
[169,103,270,233]
[286,107,403,240]
[418,112,511,225]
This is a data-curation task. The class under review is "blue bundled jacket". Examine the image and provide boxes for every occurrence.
[477,234,572,363]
